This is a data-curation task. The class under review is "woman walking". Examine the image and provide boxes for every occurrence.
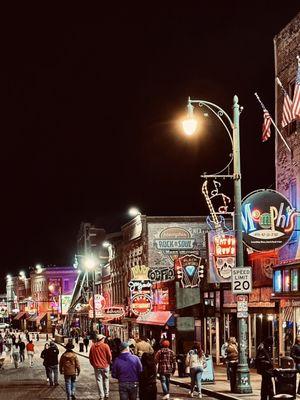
[12,343,20,369]
[41,343,50,382]
[26,340,35,367]
[139,353,157,400]
[185,343,207,398]
[226,337,238,393]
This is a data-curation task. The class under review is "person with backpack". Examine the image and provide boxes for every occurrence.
[59,342,80,400]
[256,337,274,400]
[185,343,207,398]
[155,340,177,400]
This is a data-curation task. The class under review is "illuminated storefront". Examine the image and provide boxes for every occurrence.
[272,261,300,355]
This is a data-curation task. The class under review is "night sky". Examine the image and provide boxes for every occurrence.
[1,4,300,286]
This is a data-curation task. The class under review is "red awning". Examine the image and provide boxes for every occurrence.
[13,311,27,320]
[136,311,172,326]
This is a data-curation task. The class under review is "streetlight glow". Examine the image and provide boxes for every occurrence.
[102,241,111,248]
[6,274,12,280]
[182,117,198,136]
[128,207,141,217]
[84,256,97,270]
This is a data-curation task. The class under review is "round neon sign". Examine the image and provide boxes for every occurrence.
[241,189,297,252]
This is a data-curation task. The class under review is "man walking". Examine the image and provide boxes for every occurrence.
[60,342,80,400]
[112,342,142,400]
[155,340,176,400]
[135,336,154,358]
[44,341,60,386]
[89,334,112,400]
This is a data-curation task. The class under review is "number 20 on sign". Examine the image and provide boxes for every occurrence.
[231,267,252,294]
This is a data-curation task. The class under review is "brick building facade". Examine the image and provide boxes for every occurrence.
[273,11,300,355]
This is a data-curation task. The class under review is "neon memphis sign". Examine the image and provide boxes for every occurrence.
[241,189,299,251]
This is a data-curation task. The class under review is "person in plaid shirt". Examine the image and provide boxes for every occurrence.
[155,340,176,399]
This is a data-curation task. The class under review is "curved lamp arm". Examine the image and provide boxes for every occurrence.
[188,98,234,176]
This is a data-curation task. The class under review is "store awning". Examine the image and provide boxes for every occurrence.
[27,312,47,323]
[14,311,27,320]
[136,311,172,326]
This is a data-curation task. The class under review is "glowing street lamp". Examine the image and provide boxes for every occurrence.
[128,207,141,218]
[182,95,251,394]
[83,256,97,270]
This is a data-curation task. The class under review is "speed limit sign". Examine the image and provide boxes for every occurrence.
[232,267,252,294]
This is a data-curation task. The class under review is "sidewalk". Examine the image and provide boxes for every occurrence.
[171,365,262,400]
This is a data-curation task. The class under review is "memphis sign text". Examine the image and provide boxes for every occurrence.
[241,189,298,252]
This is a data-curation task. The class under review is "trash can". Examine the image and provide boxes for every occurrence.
[274,368,297,399]
[228,361,238,392]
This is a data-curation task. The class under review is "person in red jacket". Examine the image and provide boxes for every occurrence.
[89,334,112,400]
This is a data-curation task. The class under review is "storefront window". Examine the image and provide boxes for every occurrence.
[283,269,290,292]
[274,270,282,292]
[291,269,298,291]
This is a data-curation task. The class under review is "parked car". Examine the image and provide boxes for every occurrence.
[0,322,10,329]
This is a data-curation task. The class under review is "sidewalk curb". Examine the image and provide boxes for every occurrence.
[55,340,240,400]
[169,378,240,400]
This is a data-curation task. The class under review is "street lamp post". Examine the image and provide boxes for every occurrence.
[183,95,252,394]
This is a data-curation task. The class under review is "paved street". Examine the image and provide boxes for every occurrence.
[0,338,216,400]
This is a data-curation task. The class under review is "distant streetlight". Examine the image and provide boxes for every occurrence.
[128,207,141,218]
[36,264,43,273]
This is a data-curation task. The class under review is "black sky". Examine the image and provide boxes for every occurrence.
[1,3,300,285]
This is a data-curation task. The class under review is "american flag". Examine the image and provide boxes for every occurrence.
[254,93,272,142]
[292,58,300,118]
[262,108,272,142]
[278,81,294,128]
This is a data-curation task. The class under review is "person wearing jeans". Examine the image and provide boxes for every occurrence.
[59,342,80,400]
[185,343,207,398]
[155,340,177,400]
[94,367,110,399]
[112,342,142,400]
[89,334,112,400]
[44,342,59,386]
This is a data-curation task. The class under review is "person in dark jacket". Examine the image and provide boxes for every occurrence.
[44,341,59,386]
[256,337,274,400]
[83,336,90,353]
[291,335,300,395]
[41,343,50,381]
[18,339,26,363]
[139,353,157,400]
[112,342,142,400]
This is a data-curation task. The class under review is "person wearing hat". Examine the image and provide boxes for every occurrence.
[59,342,80,400]
[89,333,112,400]
[112,341,142,400]
[155,340,176,400]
